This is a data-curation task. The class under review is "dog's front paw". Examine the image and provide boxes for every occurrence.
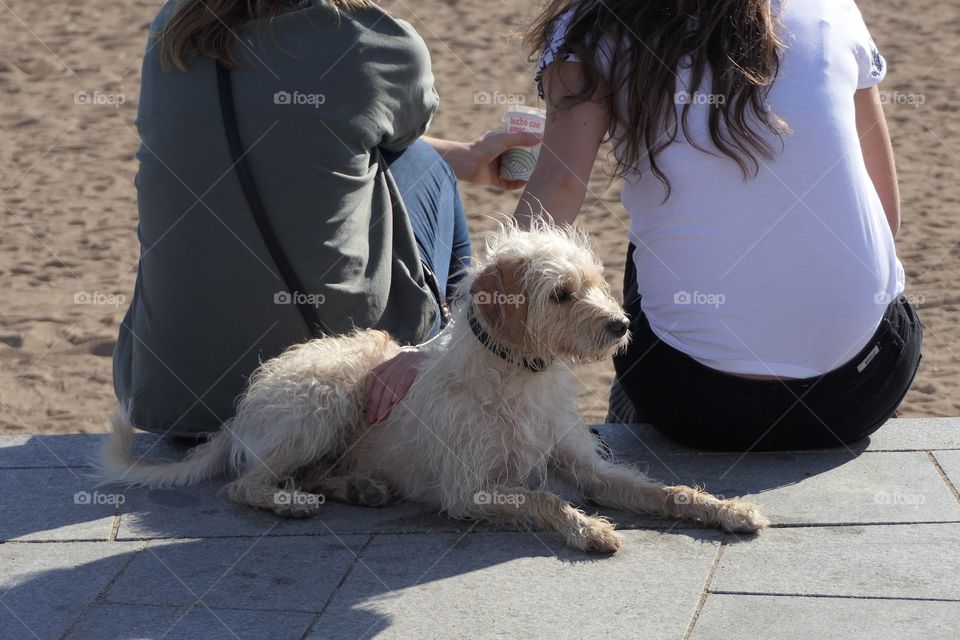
[718,499,770,533]
[350,476,391,507]
[569,516,623,554]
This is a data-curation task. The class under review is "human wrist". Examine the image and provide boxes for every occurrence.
[443,140,477,182]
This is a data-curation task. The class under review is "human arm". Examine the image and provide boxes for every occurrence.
[364,130,541,423]
[423,132,542,190]
[514,61,611,229]
[855,86,901,237]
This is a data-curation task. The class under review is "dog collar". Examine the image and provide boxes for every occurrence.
[466,305,549,373]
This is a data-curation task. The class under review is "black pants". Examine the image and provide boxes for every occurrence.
[613,245,923,451]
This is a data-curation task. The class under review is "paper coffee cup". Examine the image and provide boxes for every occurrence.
[500,106,546,181]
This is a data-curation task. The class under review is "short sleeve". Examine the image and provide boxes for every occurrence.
[534,10,583,99]
[848,2,887,88]
[856,36,887,89]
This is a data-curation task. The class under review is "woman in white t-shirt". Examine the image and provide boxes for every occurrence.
[513,0,922,450]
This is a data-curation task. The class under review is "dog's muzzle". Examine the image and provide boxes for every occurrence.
[606,317,630,338]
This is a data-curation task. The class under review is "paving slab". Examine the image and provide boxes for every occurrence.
[594,423,694,456]
[595,417,960,456]
[0,540,140,640]
[0,432,191,469]
[105,535,367,612]
[66,603,315,640]
[0,468,120,541]
[864,417,960,451]
[729,452,960,524]
[587,446,960,525]
[310,529,721,639]
[712,523,960,600]
[0,433,104,469]
[690,594,960,640]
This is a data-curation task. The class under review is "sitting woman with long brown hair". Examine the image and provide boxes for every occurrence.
[113,0,538,437]
[376,0,921,451]
[516,0,919,450]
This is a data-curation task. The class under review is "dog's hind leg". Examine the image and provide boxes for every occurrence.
[463,488,623,553]
[296,465,391,507]
[553,436,769,533]
[225,467,322,518]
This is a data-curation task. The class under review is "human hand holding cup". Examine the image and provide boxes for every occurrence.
[499,106,546,183]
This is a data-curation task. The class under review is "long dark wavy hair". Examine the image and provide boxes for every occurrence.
[525,0,789,197]
[159,0,370,71]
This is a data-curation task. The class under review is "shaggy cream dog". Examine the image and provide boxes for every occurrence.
[98,223,768,553]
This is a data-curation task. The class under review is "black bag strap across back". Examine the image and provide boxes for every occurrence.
[215,61,329,338]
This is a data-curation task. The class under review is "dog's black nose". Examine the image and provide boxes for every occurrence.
[606,317,629,337]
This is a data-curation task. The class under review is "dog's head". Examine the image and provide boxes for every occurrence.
[461,221,630,364]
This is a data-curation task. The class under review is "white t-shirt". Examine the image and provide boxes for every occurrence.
[536,0,904,378]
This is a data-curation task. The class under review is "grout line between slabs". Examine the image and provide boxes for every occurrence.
[299,533,378,640]
[681,533,726,640]
[928,451,960,504]
[58,540,148,640]
[707,590,960,603]
[108,489,126,543]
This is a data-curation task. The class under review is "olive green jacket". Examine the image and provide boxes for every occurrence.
[114,1,439,436]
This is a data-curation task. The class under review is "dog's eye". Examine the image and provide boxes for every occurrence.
[551,286,572,303]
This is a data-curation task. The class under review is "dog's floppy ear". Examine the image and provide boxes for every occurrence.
[469,257,529,346]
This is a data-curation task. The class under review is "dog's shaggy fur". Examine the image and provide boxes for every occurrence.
[98,222,768,553]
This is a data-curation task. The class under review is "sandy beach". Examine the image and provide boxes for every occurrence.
[0,0,957,434]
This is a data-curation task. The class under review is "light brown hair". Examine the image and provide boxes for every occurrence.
[160,0,370,71]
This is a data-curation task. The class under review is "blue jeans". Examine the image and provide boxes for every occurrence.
[383,140,471,315]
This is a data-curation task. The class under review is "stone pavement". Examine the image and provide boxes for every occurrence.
[1,419,958,639]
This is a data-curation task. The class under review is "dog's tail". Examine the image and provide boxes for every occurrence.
[94,405,232,489]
